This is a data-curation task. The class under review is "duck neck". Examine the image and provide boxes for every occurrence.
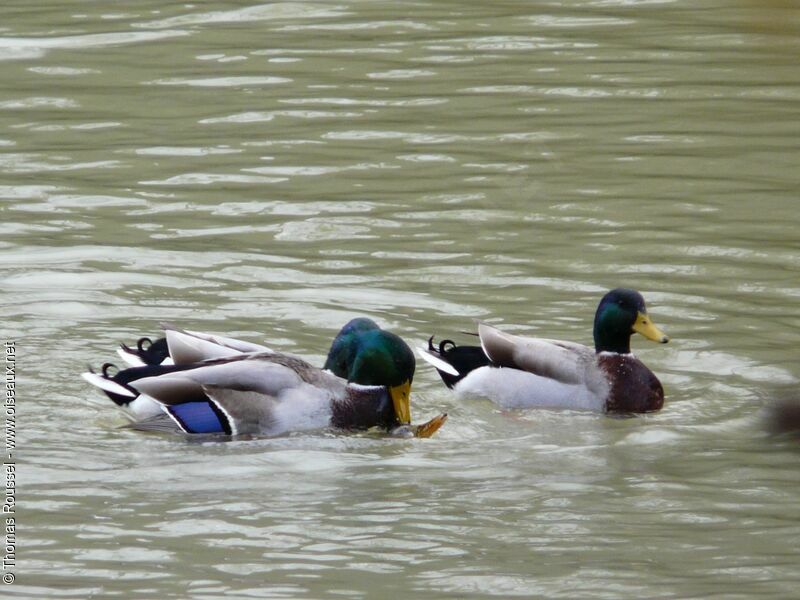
[593,310,632,354]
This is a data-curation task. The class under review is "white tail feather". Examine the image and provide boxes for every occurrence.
[116,348,146,368]
[81,372,136,398]
[416,346,460,377]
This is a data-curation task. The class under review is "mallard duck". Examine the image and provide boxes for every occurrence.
[83,319,446,437]
[418,288,669,413]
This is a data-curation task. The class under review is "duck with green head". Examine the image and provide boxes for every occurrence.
[419,288,669,413]
[324,318,414,424]
[83,319,445,437]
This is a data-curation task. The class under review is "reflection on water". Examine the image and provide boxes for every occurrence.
[3,0,800,597]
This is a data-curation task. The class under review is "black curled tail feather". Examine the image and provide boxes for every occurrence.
[427,335,490,389]
[93,362,139,407]
[120,336,170,365]
[96,362,193,407]
[429,336,458,355]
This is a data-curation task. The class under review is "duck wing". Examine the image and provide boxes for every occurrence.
[478,323,596,386]
[131,353,343,435]
[161,325,272,365]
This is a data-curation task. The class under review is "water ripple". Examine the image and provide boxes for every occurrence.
[135,3,347,30]
[148,76,291,87]
[0,30,189,60]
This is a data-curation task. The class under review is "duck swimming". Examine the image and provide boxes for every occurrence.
[418,288,669,414]
[83,319,446,437]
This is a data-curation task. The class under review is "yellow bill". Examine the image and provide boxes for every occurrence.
[633,311,669,343]
[389,380,412,425]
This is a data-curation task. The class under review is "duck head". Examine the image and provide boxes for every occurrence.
[324,318,415,425]
[593,288,669,354]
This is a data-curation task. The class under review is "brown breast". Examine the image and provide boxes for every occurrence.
[330,386,396,430]
[597,353,664,413]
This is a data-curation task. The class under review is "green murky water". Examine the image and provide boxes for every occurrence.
[2,1,800,597]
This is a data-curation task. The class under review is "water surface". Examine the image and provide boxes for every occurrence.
[2,1,800,597]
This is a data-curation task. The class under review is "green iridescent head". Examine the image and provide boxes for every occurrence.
[324,318,415,424]
[593,288,669,354]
